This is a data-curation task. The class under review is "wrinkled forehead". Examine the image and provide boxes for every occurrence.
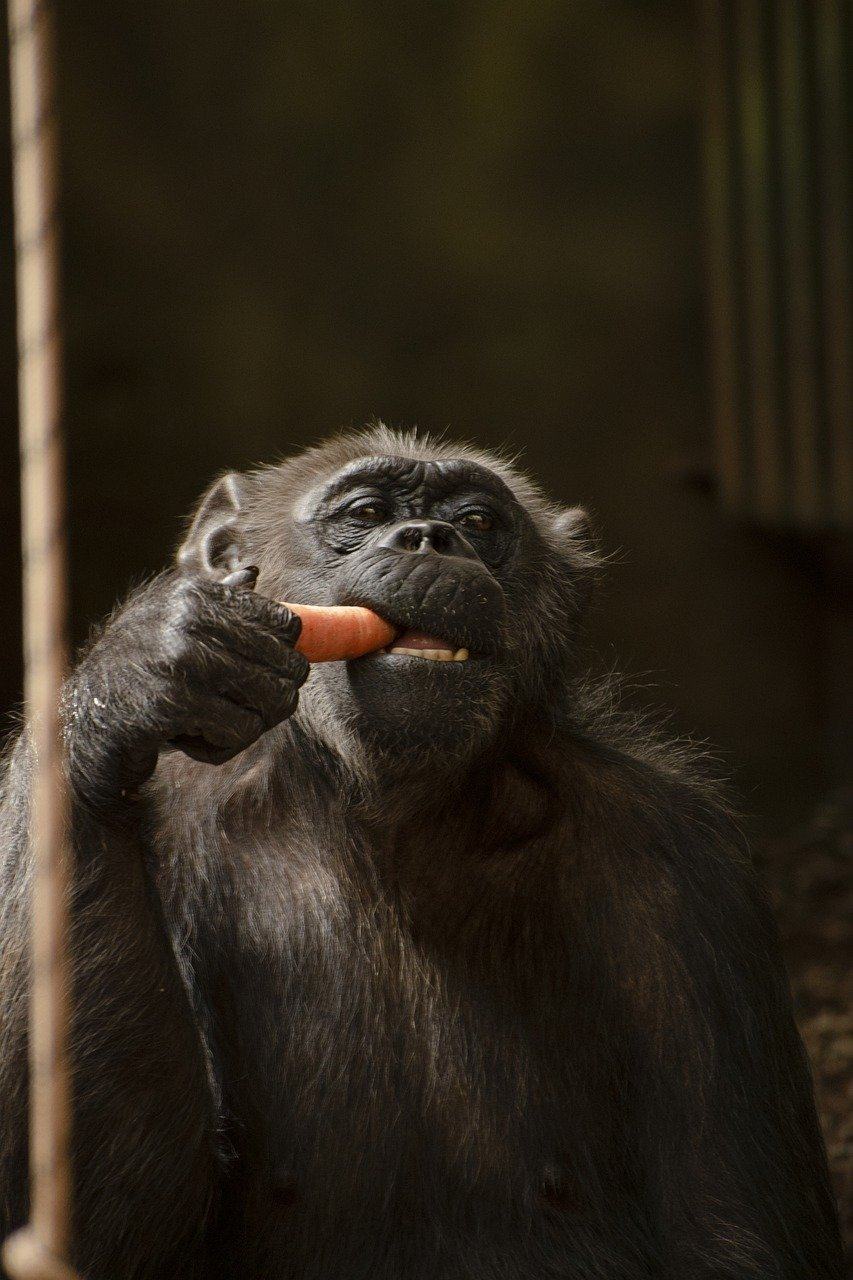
[296,454,520,516]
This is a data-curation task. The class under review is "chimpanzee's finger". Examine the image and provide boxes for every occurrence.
[191,576,302,644]
[187,620,310,687]
[207,659,304,731]
[221,587,303,645]
[188,589,305,671]
[169,688,266,764]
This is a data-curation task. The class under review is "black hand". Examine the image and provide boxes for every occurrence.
[64,569,308,810]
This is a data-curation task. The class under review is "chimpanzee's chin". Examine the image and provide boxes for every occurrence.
[313,652,507,765]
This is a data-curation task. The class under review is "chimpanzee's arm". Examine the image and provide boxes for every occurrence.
[0,571,308,1279]
[625,799,843,1278]
[0,732,219,1279]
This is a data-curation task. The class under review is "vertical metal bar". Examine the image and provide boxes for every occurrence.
[699,0,745,515]
[777,0,822,526]
[2,2,79,1278]
[814,0,852,525]
[735,0,784,522]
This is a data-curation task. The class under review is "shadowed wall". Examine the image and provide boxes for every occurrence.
[0,2,848,828]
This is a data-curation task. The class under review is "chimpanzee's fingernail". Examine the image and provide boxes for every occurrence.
[221,565,260,590]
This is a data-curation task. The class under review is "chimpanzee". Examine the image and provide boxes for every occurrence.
[0,426,843,1279]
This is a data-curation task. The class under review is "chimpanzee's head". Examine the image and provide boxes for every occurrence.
[178,426,597,769]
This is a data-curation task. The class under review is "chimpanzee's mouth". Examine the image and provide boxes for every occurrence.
[339,552,504,660]
[384,629,469,662]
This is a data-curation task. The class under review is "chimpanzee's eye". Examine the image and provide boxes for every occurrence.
[348,500,388,523]
[458,510,494,532]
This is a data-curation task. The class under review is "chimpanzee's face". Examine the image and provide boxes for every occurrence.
[279,454,530,760]
[178,434,593,769]
[215,439,593,769]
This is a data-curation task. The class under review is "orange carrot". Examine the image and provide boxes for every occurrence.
[280,602,397,663]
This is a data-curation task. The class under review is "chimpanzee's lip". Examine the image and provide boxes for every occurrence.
[384,628,470,662]
[339,592,501,661]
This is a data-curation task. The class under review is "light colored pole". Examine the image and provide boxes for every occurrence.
[2,1,80,1277]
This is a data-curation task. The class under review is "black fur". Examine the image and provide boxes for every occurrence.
[0,427,843,1278]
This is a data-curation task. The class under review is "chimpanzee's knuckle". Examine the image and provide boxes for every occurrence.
[227,714,265,752]
[168,573,201,607]
[170,578,208,622]
[150,681,188,733]
[257,684,296,730]
[271,602,302,641]
[244,595,299,639]
[218,582,255,615]
[159,623,197,671]
[281,684,301,720]
[284,650,310,686]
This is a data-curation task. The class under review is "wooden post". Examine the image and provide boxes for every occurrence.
[2,1,80,1277]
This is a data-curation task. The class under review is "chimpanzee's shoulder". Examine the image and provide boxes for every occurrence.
[551,693,752,884]
[549,724,771,952]
[559,674,738,822]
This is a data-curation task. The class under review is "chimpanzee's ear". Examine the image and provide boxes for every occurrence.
[550,505,601,595]
[551,505,595,554]
[177,471,250,577]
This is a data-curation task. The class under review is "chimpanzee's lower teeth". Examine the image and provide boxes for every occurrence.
[387,647,469,662]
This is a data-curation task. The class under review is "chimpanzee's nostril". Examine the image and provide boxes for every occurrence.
[376,519,479,561]
[401,525,424,552]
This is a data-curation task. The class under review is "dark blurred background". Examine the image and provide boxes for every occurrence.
[0,0,850,1243]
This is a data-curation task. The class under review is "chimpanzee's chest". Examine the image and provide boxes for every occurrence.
[199,840,645,1279]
